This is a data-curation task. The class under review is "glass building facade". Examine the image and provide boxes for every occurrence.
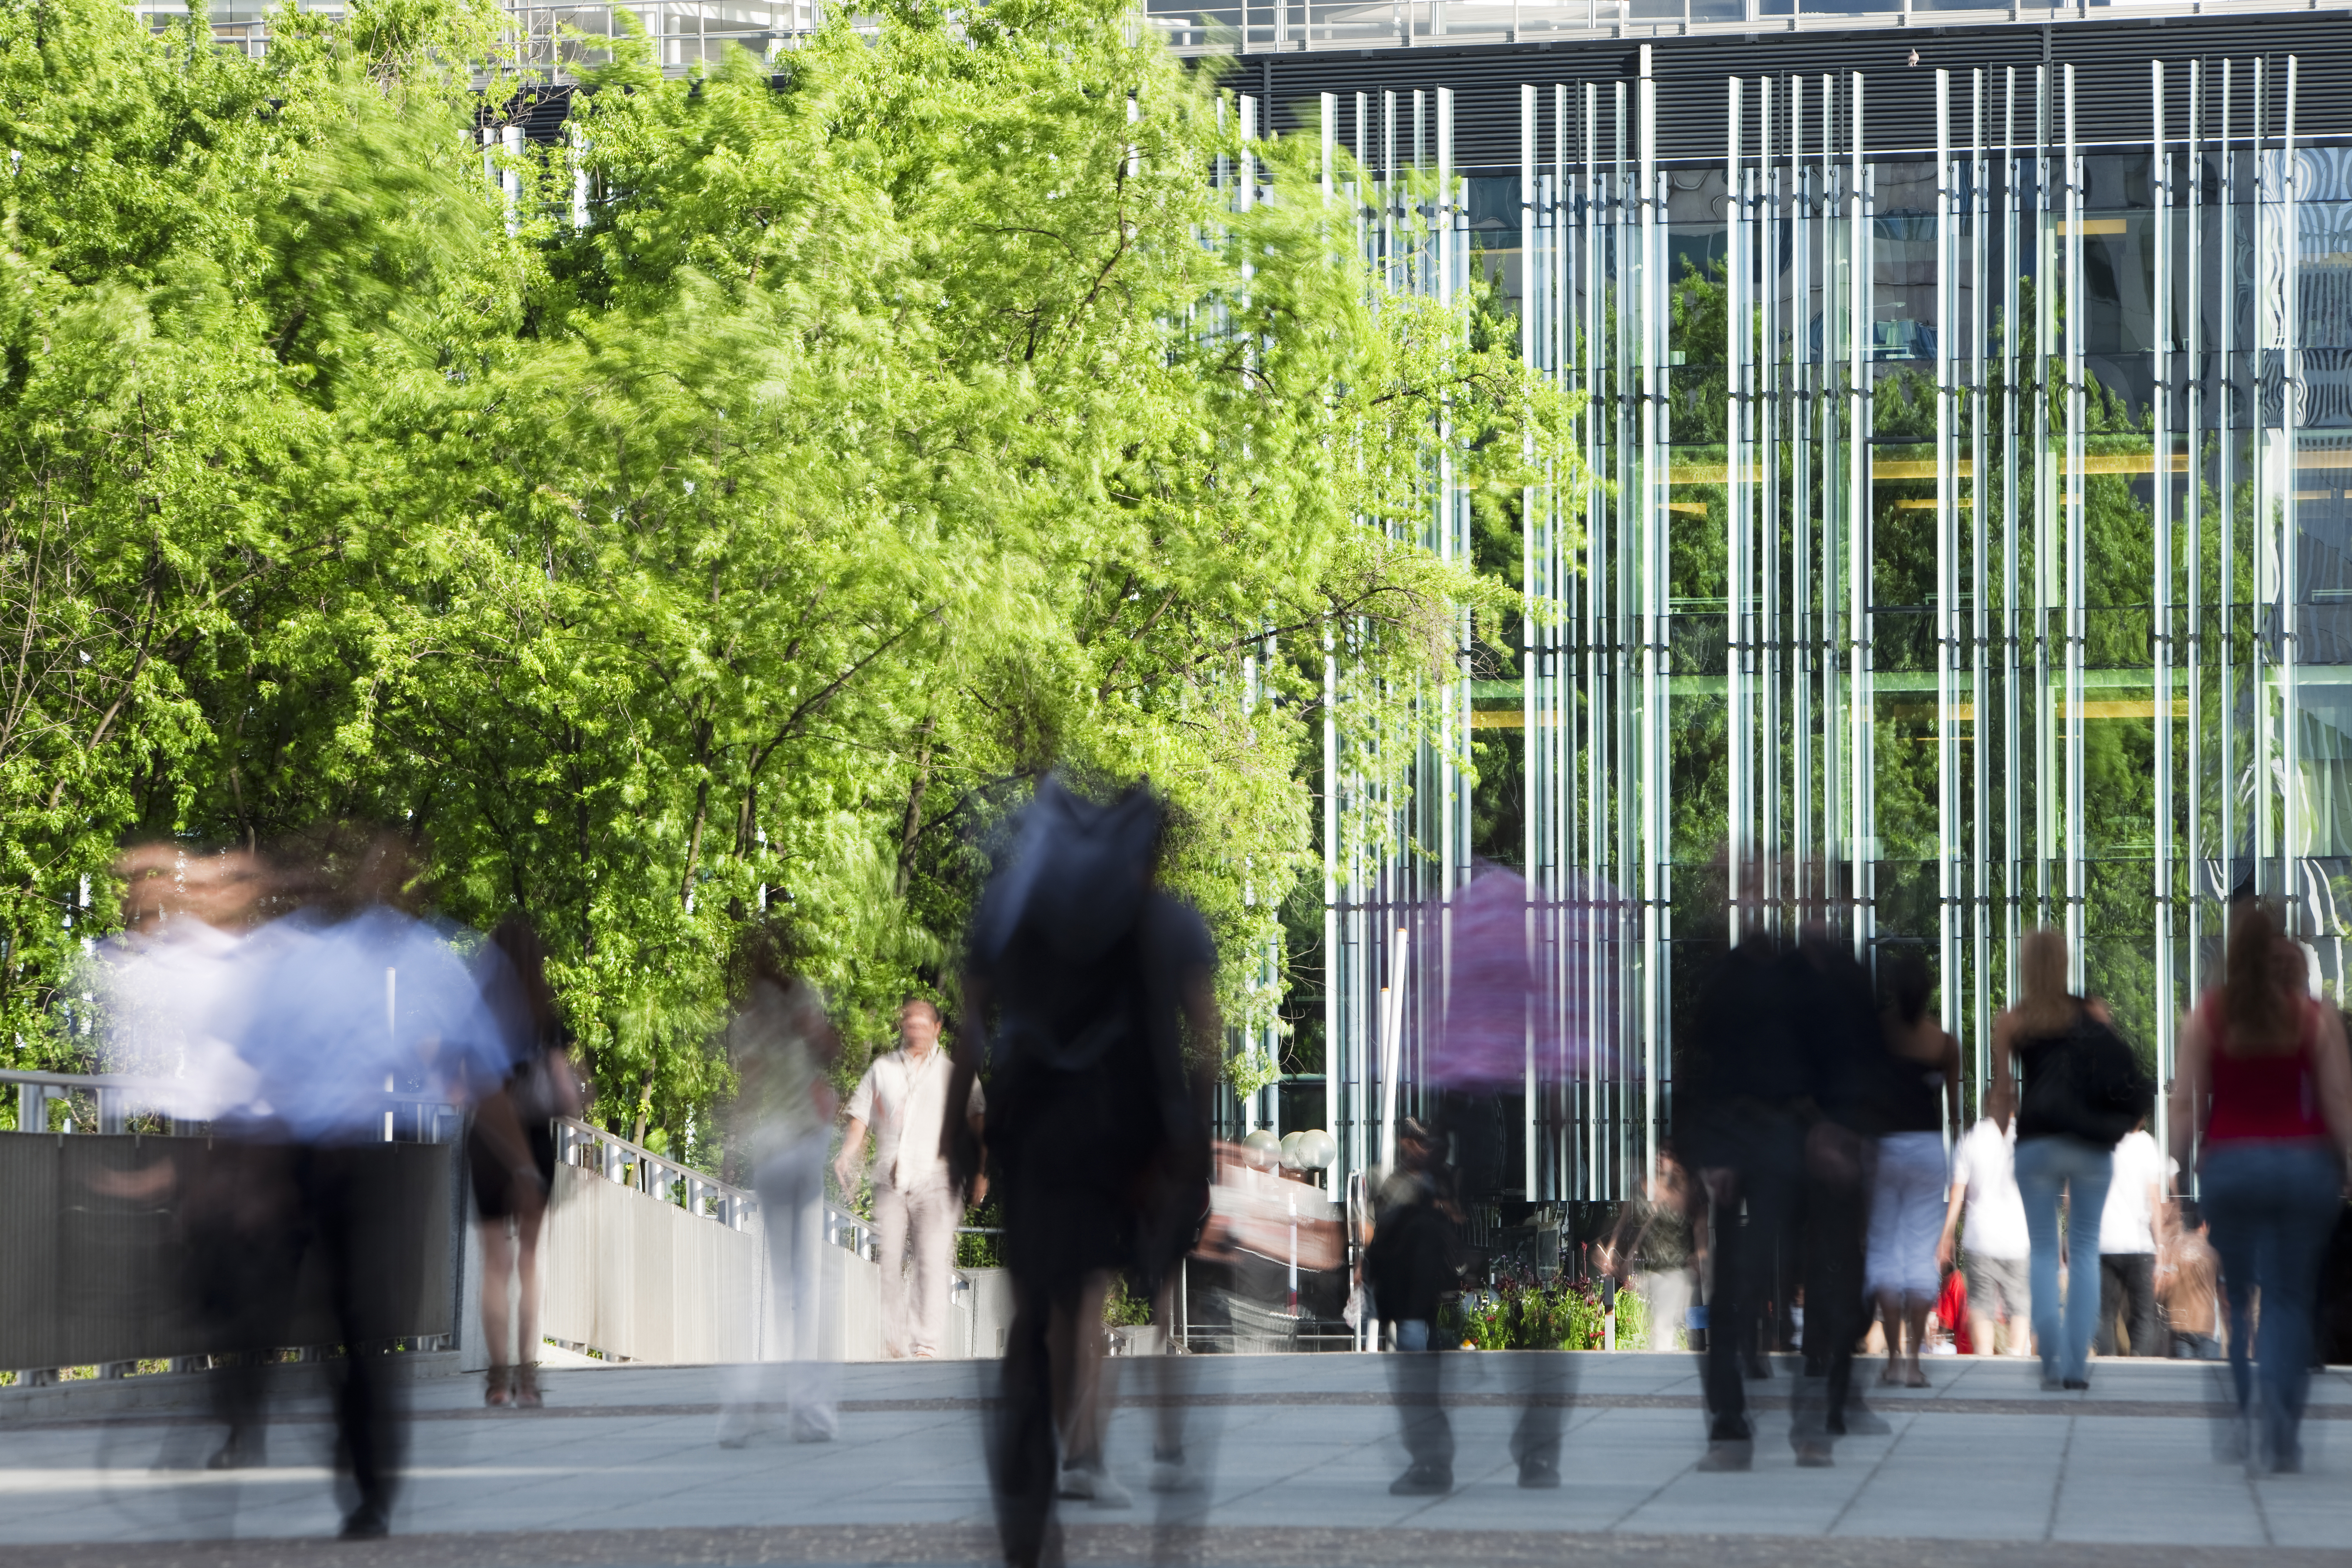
[1256,31,2352,1219]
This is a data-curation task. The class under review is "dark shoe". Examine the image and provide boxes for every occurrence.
[511,1362,544,1410]
[338,1506,389,1540]
[1389,1463,1453,1496]
[1708,1416,1753,1444]
[1517,1459,1561,1489]
[1697,1440,1753,1472]
[1742,1349,1771,1381]
[2063,1379,2089,1392]
[206,1429,261,1471]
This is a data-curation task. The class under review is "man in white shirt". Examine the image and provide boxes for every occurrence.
[835,998,985,1359]
[2096,1117,2169,1357]
[1938,1114,2032,1356]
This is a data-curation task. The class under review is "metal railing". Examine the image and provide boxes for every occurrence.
[1,1068,462,1144]
[556,1117,756,1229]
[125,0,2325,79]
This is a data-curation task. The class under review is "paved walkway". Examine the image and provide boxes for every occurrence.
[3,1352,2349,1565]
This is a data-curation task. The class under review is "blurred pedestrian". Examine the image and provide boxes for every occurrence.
[1939,1112,2032,1357]
[718,952,842,1447]
[91,846,284,1471]
[469,916,583,1409]
[2170,901,2352,1471]
[1867,952,1961,1388]
[1362,1118,1462,1493]
[220,830,512,1538]
[1406,864,1572,1490]
[1678,927,1805,1471]
[954,778,1215,1568]
[1602,1156,1695,1351]
[2157,1196,2221,1361]
[836,996,984,1361]
[2094,1114,2167,1358]
[1994,928,2150,1392]
[1784,926,1887,1464]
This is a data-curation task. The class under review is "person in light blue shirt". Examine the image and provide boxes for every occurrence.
[209,832,511,1540]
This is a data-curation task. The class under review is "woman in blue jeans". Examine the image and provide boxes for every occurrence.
[2170,903,2352,1472]
[1991,929,2118,1390]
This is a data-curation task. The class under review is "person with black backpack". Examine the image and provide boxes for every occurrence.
[947,778,1217,1568]
[1991,928,2153,1392]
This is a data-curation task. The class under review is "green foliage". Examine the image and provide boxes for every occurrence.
[1443,1277,1649,1352]
[0,0,1569,1157]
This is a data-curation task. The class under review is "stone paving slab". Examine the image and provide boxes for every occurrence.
[1,1354,2346,1558]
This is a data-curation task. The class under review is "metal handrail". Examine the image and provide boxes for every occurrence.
[556,1116,757,1229]
[2,1067,460,1142]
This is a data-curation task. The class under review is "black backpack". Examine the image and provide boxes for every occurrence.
[2019,1012,2154,1150]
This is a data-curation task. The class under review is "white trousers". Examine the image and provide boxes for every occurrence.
[874,1178,958,1358]
[719,1132,837,1441]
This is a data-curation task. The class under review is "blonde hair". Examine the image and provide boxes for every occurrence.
[2012,928,2077,1037]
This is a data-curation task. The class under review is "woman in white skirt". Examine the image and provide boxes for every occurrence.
[1867,953,1962,1387]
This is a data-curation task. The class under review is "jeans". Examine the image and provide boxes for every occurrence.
[2199,1141,2343,1464]
[2014,1136,2113,1384]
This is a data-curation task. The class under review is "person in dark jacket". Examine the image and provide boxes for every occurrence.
[1678,928,1807,1471]
[1362,1119,1463,1493]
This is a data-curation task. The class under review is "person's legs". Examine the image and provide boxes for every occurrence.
[2252,1146,2342,1468]
[1796,1121,1867,1460]
[725,1136,835,1445]
[2095,1254,2126,1358]
[510,1216,546,1407]
[1508,1345,1567,1483]
[1386,1321,1453,1490]
[779,1140,838,1436]
[2013,1139,2066,1383]
[2058,1141,2111,1384]
[2199,1151,2262,1419]
[1054,1271,1114,1481]
[907,1180,959,1359]
[1700,1166,1753,1436]
[870,1180,913,1360]
[309,1146,404,1535]
[1865,1139,1908,1378]
[2118,1253,2158,1356]
[1984,1257,2033,1355]
[480,1221,515,1376]
[992,1268,1062,1568]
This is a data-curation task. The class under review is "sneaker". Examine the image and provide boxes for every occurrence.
[1517,1458,1561,1489]
[1388,1462,1453,1496]
[1057,1463,1096,1501]
[791,1407,839,1443]
[1794,1441,1834,1469]
[1087,1470,1133,1509]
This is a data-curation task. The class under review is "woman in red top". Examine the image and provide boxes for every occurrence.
[2170,901,2352,1473]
